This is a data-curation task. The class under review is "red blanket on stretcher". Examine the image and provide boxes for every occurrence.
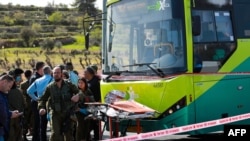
[109,100,155,114]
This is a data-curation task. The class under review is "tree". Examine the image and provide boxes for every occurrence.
[20,27,36,47]
[72,0,102,50]
[31,23,42,32]
[58,3,68,9]
[3,16,14,26]
[77,16,84,29]
[44,3,55,15]
[55,40,63,52]
[48,11,63,24]
[40,38,55,52]
[66,15,78,26]
[72,0,98,16]
[13,11,25,24]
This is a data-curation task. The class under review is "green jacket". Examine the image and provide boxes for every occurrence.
[8,88,25,112]
[20,80,30,107]
[78,89,95,108]
[38,80,79,112]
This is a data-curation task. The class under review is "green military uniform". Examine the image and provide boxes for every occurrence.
[38,80,79,141]
[20,80,33,135]
[76,89,95,141]
[7,88,25,141]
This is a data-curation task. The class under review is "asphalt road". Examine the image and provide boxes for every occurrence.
[26,124,225,141]
[102,132,225,141]
[27,132,225,141]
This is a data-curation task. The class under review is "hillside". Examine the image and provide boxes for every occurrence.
[0,4,102,73]
[0,4,102,48]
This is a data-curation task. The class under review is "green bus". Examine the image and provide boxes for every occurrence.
[101,0,250,135]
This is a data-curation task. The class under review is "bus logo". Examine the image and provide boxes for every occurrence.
[148,0,170,11]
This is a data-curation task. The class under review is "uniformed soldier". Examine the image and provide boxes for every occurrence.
[38,66,79,141]
[7,68,26,141]
[20,69,33,141]
[72,77,95,141]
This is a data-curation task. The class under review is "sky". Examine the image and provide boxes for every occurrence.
[0,0,103,10]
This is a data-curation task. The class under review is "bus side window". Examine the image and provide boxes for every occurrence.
[214,11,234,42]
[201,22,216,42]
[192,10,236,72]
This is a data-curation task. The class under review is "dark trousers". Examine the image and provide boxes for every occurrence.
[40,114,48,141]
[31,101,48,141]
[31,101,40,141]
[90,120,100,140]
[23,101,33,135]
[50,111,73,141]
[76,114,91,141]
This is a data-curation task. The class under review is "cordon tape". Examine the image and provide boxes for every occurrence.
[102,112,250,141]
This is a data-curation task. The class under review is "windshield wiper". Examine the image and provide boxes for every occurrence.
[123,63,165,78]
[104,70,143,81]
[104,63,165,81]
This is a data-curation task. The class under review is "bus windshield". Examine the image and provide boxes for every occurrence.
[103,0,186,76]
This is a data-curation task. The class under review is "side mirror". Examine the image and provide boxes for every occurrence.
[192,16,201,36]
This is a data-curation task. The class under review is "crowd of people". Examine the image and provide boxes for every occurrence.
[0,61,101,141]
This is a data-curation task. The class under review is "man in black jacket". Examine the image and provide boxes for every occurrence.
[29,61,45,141]
[84,66,101,141]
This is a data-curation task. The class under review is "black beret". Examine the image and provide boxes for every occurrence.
[65,62,74,70]
[86,66,95,75]
[56,64,66,70]
[89,65,98,72]
[8,68,24,76]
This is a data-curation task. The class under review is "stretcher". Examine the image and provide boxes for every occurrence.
[85,100,156,139]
